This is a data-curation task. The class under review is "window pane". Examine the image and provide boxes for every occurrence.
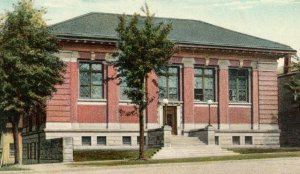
[80,86,90,98]
[92,73,102,85]
[159,76,167,88]
[79,63,89,71]
[229,78,237,90]
[229,69,237,77]
[168,67,178,74]
[204,77,214,89]
[194,68,203,76]
[159,76,167,98]
[238,69,248,76]
[205,89,214,101]
[195,77,202,89]
[204,69,213,76]
[194,89,203,101]
[80,72,90,85]
[238,78,247,90]
[159,87,167,99]
[92,64,102,71]
[169,88,177,94]
[169,76,178,88]
[238,90,247,102]
[91,86,102,99]
[229,89,237,102]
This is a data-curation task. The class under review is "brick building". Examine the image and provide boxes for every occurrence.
[22,12,296,163]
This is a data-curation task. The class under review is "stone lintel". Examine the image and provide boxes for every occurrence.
[57,50,78,62]
[218,60,230,70]
[257,62,278,71]
[250,61,258,69]
[182,57,195,68]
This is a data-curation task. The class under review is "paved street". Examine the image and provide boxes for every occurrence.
[3,157,300,174]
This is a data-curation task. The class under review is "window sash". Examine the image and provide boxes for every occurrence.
[97,136,107,145]
[120,77,130,100]
[82,136,91,146]
[158,66,180,101]
[194,67,215,102]
[229,68,250,103]
[79,62,103,99]
[9,143,14,158]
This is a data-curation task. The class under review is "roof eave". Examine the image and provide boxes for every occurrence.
[176,42,297,56]
[54,34,297,56]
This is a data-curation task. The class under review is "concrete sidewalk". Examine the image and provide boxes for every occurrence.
[2,157,300,174]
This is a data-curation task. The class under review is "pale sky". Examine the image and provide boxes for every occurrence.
[1,0,299,61]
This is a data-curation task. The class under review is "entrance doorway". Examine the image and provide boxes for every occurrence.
[163,106,177,135]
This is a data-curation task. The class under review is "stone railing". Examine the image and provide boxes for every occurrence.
[147,126,172,147]
[189,125,215,145]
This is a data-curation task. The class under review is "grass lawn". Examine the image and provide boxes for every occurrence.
[71,148,300,167]
[229,147,300,154]
[0,165,26,171]
[73,148,159,161]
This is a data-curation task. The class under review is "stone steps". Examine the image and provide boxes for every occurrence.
[151,135,237,159]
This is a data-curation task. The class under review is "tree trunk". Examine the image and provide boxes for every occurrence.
[11,115,20,164]
[138,108,145,160]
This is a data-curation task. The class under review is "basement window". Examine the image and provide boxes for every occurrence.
[245,136,253,145]
[97,136,106,146]
[122,136,131,145]
[82,136,91,146]
[9,143,14,158]
[215,136,219,145]
[232,136,240,145]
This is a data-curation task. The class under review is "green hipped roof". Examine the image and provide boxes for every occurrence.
[49,12,296,53]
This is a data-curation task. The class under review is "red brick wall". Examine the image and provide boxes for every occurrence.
[119,105,139,123]
[218,69,229,124]
[77,105,106,123]
[46,62,72,122]
[146,71,158,123]
[107,65,119,123]
[194,106,218,124]
[183,67,194,123]
[258,71,278,124]
[228,107,251,124]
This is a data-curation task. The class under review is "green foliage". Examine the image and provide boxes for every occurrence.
[73,148,159,161]
[0,0,65,116]
[73,150,300,167]
[111,4,174,109]
[286,61,300,108]
[111,4,174,159]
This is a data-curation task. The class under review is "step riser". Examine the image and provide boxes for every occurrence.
[151,136,236,159]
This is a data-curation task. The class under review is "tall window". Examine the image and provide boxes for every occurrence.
[79,62,103,99]
[9,143,14,158]
[229,68,250,103]
[120,77,129,100]
[194,67,215,101]
[158,66,180,101]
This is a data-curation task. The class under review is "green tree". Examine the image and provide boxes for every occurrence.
[111,4,174,160]
[286,61,300,108]
[0,0,65,164]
